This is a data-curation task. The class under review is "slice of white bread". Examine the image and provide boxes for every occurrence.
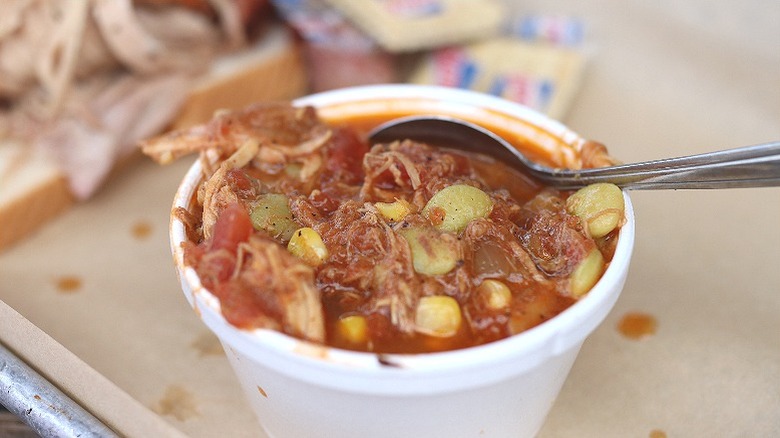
[0,141,74,250]
[0,24,307,252]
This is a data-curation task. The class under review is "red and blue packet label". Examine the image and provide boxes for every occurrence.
[431,47,479,89]
[428,46,559,115]
[488,74,556,115]
[419,14,585,117]
[379,0,443,17]
[507,15,585,47]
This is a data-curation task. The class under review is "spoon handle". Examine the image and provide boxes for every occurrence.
[537,142,780,190]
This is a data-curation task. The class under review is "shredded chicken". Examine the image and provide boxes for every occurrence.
[317,201,421,334]
[145,103,333,239]
[141,103,331,172]
[361,141,422,201]
[199,139,260,239]
[235,235,324,342]
[580,140,620,169]
[515,190,596,280]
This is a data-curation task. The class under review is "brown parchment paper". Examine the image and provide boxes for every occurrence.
[1,1,778,437]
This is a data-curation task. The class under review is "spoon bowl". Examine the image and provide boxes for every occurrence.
[369,115,780,190]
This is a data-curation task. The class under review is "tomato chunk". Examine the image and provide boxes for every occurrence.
[210,203,253,252]
[325,126,368,184]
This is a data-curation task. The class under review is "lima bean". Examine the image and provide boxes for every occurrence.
[250,194,298,241]
[422,184,493,233]
[565,183,624,238]
[569,248,605,297]
[399,227,460,276]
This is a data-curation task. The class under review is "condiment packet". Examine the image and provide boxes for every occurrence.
[272,0,397,91]
[409,38,585,120]
[323,0,505,52]
[408,12,588,120]
[504,14,586,47]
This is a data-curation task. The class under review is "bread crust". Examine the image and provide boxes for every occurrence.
[172,40,307,130]
[0,171,73,251]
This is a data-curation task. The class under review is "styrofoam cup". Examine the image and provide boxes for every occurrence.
[170,85,635,438]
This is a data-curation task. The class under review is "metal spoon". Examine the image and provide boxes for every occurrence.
[368,115,780,190]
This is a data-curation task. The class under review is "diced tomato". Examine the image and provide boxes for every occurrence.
[215,280,284,329]
[210,202,253,252]
[197,250,236,290]
[325,126,368,184]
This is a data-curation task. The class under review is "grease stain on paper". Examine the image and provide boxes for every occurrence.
[152,385,200,421]
[617,311,657,340]
[649,429,667,438]
[55,275,82,293]
[191,331,225,357]
[131,220,153,240]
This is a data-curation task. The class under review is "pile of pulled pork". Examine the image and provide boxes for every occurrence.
[0,0,265,199]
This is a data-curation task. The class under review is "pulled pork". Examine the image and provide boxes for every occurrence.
[1,0,266,199]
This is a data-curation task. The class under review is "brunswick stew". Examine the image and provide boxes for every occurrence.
[143,103,625,353]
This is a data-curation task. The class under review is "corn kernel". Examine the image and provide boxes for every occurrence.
[287,227,329,266]
[570,248,605,297]
[415,295,462,337]
[478,279,512,309]
[337,315,368,344]
[375,198,412,222]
